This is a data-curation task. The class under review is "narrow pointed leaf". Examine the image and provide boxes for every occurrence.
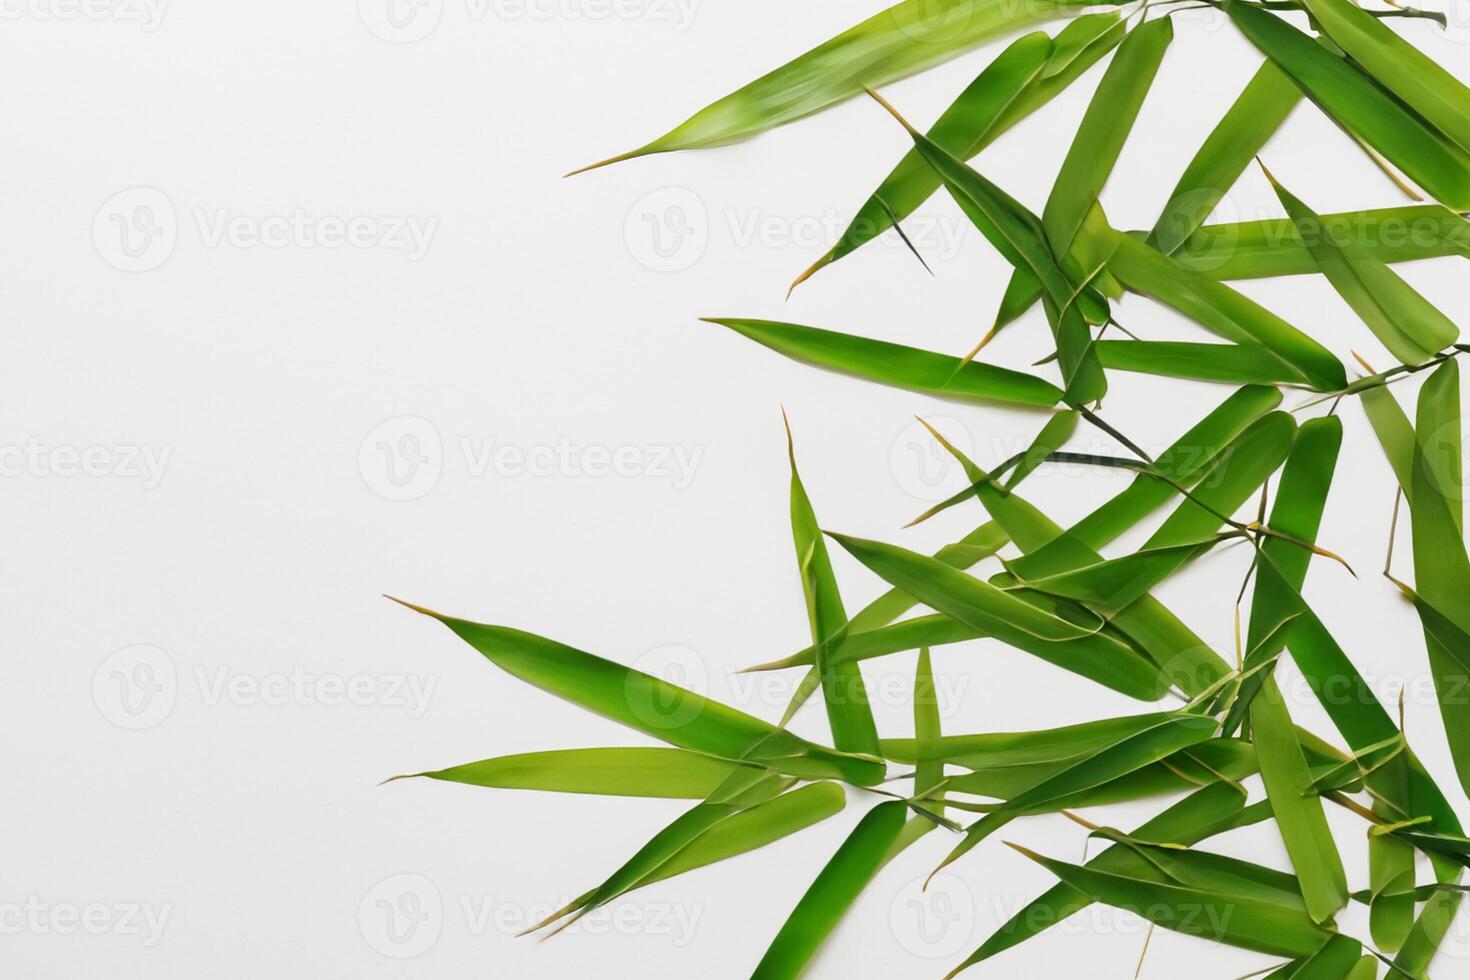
[1228,1,1470,209]
[706,318,1062,407]
[399,747,739,799]
[750,800,907,980]
[1109,233,1347,390]
[1264,169,1457,364]
[400,604,886,786]
[1150,59,1303,254]
[583,0,1093,169]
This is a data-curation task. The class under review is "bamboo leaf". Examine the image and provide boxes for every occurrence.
[871,92,1107,402]
[705,317,1062,407]
[786,416,880,756]
[1042,17,1173,258]
[1150,59,1303,255]
[828,532,1168,699]
[1227,1,1470,209]
[1108,233,1347,390]
[934,712,1218,873]
[1301,0,1470,155]
[1263,166,1458,364]
[750,800,908,980]
[1165,206,1470,280]
[393,747,739,799]
[641,783,848,886]
[577,0,1094,171]
[949,782,1251,975]
[1007,842,1336,957]
[1096,339,1305,385]
[395,601,886,786]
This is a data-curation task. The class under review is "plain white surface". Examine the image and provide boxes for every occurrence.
[5,2,1470,977]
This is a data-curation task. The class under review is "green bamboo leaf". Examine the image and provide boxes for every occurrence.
[641,783,847,886]
[1345,955,1379,980]
[750,800,908,980]
[934,712,1218,874]
[882,710,1180,768]
[1252,676,1350,923]
[576,0,1093,171]
[795,13,1128,285]
[940,737,1258,805]
[785,417,879,757]
[913,648,944,801]
[1007,842,1336,957]
[705,317,1062,407]
[947,782,1251,975]
[754,614,980,673]
[1166,206,1470,280]
[827,532,1167,699]
[1150,59,1303,255]
[1237,415,1350,923]
[1263,166,1457,364]
[798,31,1051,283]
[1109,233,1347,390]
[1042,17,1173,258]
[870,92,1107,402]
[1361,380,1417,494]
[1301,0,1470,155]
[846,384,1277,645]
[392,747,738,799]
[1010,536,1231,616]
[1065,385,1283,544]
[1248,553,1464,840]
[1407,361,1470,797]
[1227,1,1470,209]
[394,600,886,786]
[533,767,794,934]
[1285,935,1366,979]
[1369,807,1417,952]
[1096,339,1304,385]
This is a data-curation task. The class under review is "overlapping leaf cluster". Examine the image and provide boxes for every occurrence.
[393,1,1470,975]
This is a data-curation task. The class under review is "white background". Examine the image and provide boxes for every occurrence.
[5,1,1470,977]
